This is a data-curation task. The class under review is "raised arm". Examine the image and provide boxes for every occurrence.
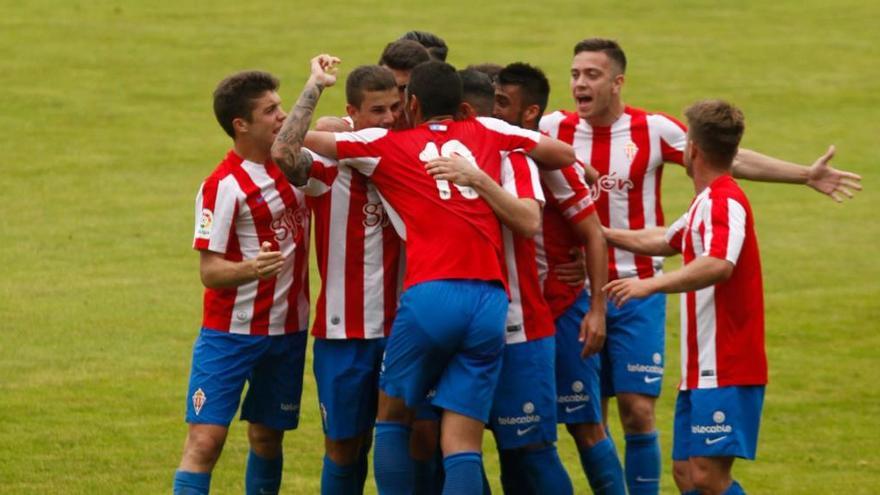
[271,54,340,186]
[732,146,862,202]
[603,226,678,257]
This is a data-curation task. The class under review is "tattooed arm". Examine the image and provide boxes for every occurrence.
[271,54,340,186]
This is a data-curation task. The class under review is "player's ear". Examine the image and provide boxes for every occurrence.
[523,104,541,127]
[612,73,625,95]
[458,102,477,119]
[345,103,358,119]
[232,117,248,136]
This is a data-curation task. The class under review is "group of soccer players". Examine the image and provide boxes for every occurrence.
[173,32,862,495]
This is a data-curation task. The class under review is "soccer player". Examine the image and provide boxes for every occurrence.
[540,38,863,495]
[272,56,576,495]
[494,62,625,494]
[399,30,448,61]
[173,71,310,495]
[604,99,765,495]
[300,65,402,494]
[429,67,574,494]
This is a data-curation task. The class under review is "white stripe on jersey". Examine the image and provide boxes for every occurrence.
[695,284,718,388]
[724,198,747,264]
[229,199,258,335]
[362,181,388,338]
[605,113,637,276]
[198,176,240,254]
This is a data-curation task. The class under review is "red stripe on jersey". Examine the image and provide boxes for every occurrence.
[202,218,239,332]
[708,198,730,259]
[557,111,579,145]
[625,110,655,280]
[654,164,666,226]
[382,226,400,336]
[685,290,700,389]
[344,172,368,339]
[231,167,278,336]
[590,125,617,281]
[660,139,684,166]
[265,163,306,333]
[310,191,330,339]
[507,152,537,199]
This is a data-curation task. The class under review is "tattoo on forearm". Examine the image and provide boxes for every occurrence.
[272,81,323,185]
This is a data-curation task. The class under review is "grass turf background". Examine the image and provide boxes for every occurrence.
[1,0,878,493]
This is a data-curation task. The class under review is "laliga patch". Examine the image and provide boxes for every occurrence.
[192,388,206,415]
[196,209,213,238]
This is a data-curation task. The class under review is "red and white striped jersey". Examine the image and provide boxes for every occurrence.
[301,149,402,340]
[541,107,687,281]
[193,150,310,335]
[498,151,554,344]
[535,161,598,318]
[334,117,542,290]
[665,175,766,390]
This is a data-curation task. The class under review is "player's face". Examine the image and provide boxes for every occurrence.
[242,90,286,151]
[384,66,411,109]
[349,89,401,130]
[493,84,526,127]
[570,51,624,122]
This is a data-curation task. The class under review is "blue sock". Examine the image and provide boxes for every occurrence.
[245,450,283,495]
[624,432,661,495]
[723,480,745,494]
[681,490,700,495]
[498,449,530,495]
[414,456,439,494]
[374,422,414,494]
[520,445,574,495]
[442,452,483,495]
[578,438,626,495]
[321,455,360,495]
[173,470,211,495]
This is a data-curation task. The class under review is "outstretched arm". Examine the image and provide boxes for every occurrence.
[603,226,678,257]
[732,146,862,202]
[604,256,732,307]
[271,54,340,186]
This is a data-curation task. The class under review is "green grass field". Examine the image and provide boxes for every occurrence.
[1,0,878,493]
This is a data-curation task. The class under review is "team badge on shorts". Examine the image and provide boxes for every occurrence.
[192,388,206,415]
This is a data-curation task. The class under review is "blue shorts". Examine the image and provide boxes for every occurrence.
[672,386,765,461]
[185,328,307,430]
[379,280,508,423]
[600,292,666,398]
[313,337,386,440]
[554,290,602,424]
[489,336,558,449]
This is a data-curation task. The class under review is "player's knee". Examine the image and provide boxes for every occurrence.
[564,422,606,448]
[618,394,656,433]
[247,424,284,458]
[325,436,362,465]
[376,393,414,424]
[410,420,439,461]
[184,427,227,468]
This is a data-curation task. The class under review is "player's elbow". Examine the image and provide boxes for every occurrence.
[518,215,542,238]
[707,258,735,284]
[270,142,290,167]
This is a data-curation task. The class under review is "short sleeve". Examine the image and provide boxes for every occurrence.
[501,151,545,204]
[703,196,747,265]
[540,161,596,225]
[664,212,688,253]
[651,113,687,165]
[476,117,541,153]
[193,176,239,253]
[299,148,340,197]
[334,128,388,176]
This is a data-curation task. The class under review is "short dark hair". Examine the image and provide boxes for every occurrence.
[458,68,495,117]
[378,39,431,71]
[684,99,745,166]
[400,31,448,61]
[498,62,550,119]
[213,70,279,138]
[407,61,462,120]
[467,63,503,83]
[573,38,627,74]
[345,65,397,107]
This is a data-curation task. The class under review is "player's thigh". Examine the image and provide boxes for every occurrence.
[313,337,385,440]
[185,328,266,426]
[602,292,666,397]
[554,291,603,425]
[489,337,558,450]
[240,331,308,431]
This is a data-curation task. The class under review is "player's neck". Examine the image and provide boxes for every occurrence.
[585,99,625,127]
[422,114,454,124]
[693,163,730,194]
[233,140,270,165]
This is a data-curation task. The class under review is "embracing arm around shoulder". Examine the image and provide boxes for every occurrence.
[272,54,341,186]
[732,146,862,202]
[528,135,577,170]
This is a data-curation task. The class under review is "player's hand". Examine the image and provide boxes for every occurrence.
[254,241,285,280]
[425,154,483,188]
[603,278,653,308]
[579,309,606,357]
[806,145,862,202]
[555,248,587,286]
[310,54,341,88]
